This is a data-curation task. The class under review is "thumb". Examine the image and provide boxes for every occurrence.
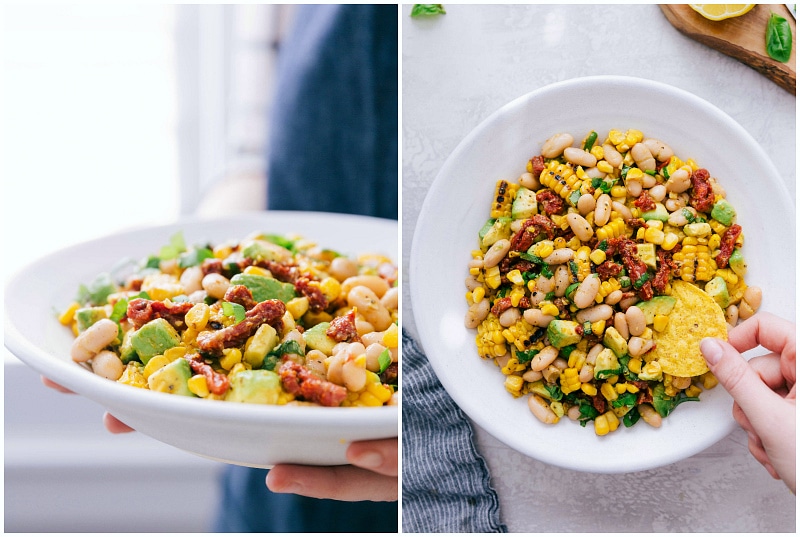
[700,338,779,424]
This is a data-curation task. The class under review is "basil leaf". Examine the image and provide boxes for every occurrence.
[76,272,117,306]
[515,348,540,364]
[221,301,246,324]
[410,4,446,17]
[159,231,187,260]
[178,247,214,269]
[767,12,793,63]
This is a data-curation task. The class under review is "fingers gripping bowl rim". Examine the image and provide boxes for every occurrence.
[410,75,794,473]
[4,211,399,468]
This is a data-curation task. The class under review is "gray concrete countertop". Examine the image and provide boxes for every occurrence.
[401,4,796,532]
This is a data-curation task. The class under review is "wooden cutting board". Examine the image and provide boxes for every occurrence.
[660,4,796,94]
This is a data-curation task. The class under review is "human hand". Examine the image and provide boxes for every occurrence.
[266,437,398,502]
[700,312,796,493]
[41,377,134,434]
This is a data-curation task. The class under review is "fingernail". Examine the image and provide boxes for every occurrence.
[353,450,384,469]
[700,338,723,365]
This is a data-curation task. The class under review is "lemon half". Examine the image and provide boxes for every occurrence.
[689,4,756,21]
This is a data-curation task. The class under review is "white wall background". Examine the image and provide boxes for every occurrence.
[3,4,287,532]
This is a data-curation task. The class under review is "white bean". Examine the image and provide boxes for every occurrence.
[498,307,521,328]
[585,167,606,179]
[342,356,367,392]
[604,289,623,305]
[626,180,643,198]
[535,275,555,294]
[578,363,594,383]
[631,143,656,171]
[577,193,596,215]
[586,343,604,365]
[519,172,541,190]
[667,209,689,227]
[71,319,119,363]
[642,173,657,189]
[738,300,756,320]
[573,275,601,309]
[380,287,399,311]
[743,286,762,311]
[483,239,511,268]
[202,273,231,300]
[649,184,667,202]
[522,369,543,382]
[575,303,613,323]
[541,133,574,159]
[553,265,570,297]
[529,346,559,371]
[638,403,662,428]
[614,312,630,340]
[602,143,623,168]
[625,306,646,336]
[594,194,612,227]
[329,257,359,282]
[665,167,691,193]
[544,248,575,265]
[563,147,597,168]
[362,343,386,372]
[465,298,490,329]
[524,308,555,328]
[179,266,204,294]
[665,197,686,212]
[305,349,328,377]
[627,337,654,357]
[542,365,561,384]
[612,201,633,220]
[465,274,481,292]
[528,394,559,424]
[342,275,390,299]
[566,213,593,242]
[91,350,125,380]
[643,138,673,162]
[725,304,739,326]
[347,286,392,331]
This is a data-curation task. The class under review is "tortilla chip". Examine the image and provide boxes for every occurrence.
[650,280,728,377]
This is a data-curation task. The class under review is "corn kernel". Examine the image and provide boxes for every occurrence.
[701,371,718,389]
[539,302,559,317]
[185,303,210,331]
[653,314,669,332]
[601,382,618,401]
[319,277,342,302]
[662,232,680,251]
[596,160,614,174]
[581,383,598,396]
[644,227,665,245]
[286,297,310,320]
[213,244,233,259]
[553,237,567,249]
[626,167,644,181]
[685,384,703,398]
[594,414,610,436]
[243,265,271,277]
[358,391,383,407]
[628,357,642,374]
[608,130,625,145]
[590,145,605,160]
[118,363,147,389]
[625,129,644,146]
[507,269,524,286]
[589,249,607,265]
[143,354,172,379]
[472,286,486,303]
[610,185,627,198]
[59,302,81,326]
[533,240,555,258]
[382,323,399,348]
[636,227,646,241]
[188,374,210,397]
[504,374,524,394]
[615,382,629,394]
[469,267,481,276]
[220,348,243,370]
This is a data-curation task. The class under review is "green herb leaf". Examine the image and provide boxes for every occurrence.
[633,272,651,289]
[158,231,187,260]
[515,348,540,364]
[378,348,392,373]
[110,298,129,323]
[578,400,600,426]
[544,384,563,401]
[262,340,306,371]
[411,4,446,17]
[583,131,598,151]
[178,247,214,269]
[767,12,793,63]
[568,189,582,207]
[652,384,700,417]
[623,406,641,427]
[221,301,246,324]
[76,272,117,306]
[565,282,581,299]
[611,391,637,408]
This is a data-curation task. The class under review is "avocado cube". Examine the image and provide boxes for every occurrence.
[75,307,108,333]
[243,324,279,368]
[704,276,730,309]
[241,239,291,263]
[511,187,538,220]
[225,369,281,405]
[130,318,181,364]
[147,357,194,397]
[641,203,668,222]
[230,273,296,303]
[728,248,747,277]
[710,199,736,226]
[594,348,622,379]
[636,295,677,324]
[635,243,657,270]
[546,320,582,349]
[603,326,628,358]
[480,217,511,248]
[119,329,139,364]
[303,322,338,355]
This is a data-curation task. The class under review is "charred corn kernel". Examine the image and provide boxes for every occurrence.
[581,383,598,396]
[700,371,718,389]
[589,249,607,265]
[662,232,680,251]
[188,374,210,397]
[673,240,716,282]
[472,286,486,303]
[628,357,643,374]
[595,218,627,241]
[118,362,147,388]
[553,236,567,249]
[186,303,210,331]
[502,318,537,352]
[484,265,502,289]
[476,314,507,358]
[644,227,665,245]
[560,368,581,394]
[141,273,184,301]
[539,161,582,202]
[685,384,703,398]
[650,314,668,333]
[243,265,271,277]
[590,319,606,336]
[609,185,627,198]
[501,356,526,375]
[143,354,172,379]
[504,374,525,395]
[507,269,524,286]
[220,348,243,371]
[509,285,526,307]
[286,296,310,320]
[59,302,81,325]
[601,382,618,401]
[539,301,559,317]
[596,160,614,174]
[625,167,644,181]
[532,240,555,259]
[382,323,399,348]
[490,180,519,218]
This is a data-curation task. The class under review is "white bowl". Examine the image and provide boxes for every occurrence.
[410,76,795,473]
[4,211,398,468]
